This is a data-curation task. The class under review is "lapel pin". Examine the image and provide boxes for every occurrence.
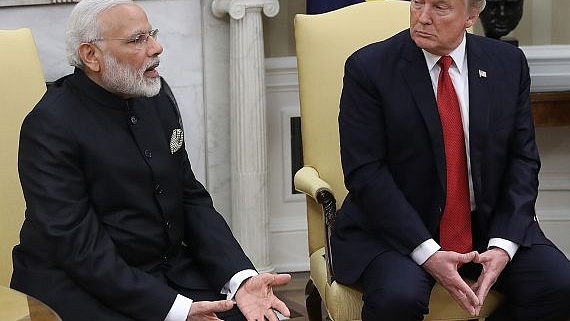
[478,69,487,78]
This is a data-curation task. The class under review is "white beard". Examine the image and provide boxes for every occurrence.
[101,53,161,98]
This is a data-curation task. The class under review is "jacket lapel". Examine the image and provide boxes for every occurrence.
[401,38,447,191]
[466,34,492,199]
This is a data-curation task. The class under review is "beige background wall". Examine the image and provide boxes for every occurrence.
[263,0,570,58]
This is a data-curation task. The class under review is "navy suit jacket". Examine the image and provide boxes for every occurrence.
[331,29,550,285]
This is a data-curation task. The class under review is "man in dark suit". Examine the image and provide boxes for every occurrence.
[331,0,570,320]
[10,0,290,320]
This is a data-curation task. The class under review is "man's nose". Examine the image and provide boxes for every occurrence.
[499,4,506,16]
[147,35,163,55]
[418,7,432,24]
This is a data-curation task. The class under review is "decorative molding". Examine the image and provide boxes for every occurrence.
[521,45,570,92]
[212,0,279,20]
[273,261,310,273]
[538,209,570,222]
[539,173,570,191]
[265,56,299,92]
[270,216,307,233]
[266,48,570,93]
[0,0,79,6]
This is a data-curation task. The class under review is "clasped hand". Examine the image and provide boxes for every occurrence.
[186,273,291,321]
[422,248,509,317]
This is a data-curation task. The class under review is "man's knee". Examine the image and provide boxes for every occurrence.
[362,286,429,320]
[547,266,570,317]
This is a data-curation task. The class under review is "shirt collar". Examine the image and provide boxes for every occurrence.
[422,33,467,74]
[70,67,135,110]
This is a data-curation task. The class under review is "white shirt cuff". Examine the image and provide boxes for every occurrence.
[221,269,259,300]
[488,238,519,260]
[165,294,193,321]
[410,238,441,265]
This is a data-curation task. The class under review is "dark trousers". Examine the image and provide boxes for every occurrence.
[357,244,570,321]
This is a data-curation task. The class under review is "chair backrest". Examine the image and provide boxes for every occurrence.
[0,28,46,286]
[295,0,411,254]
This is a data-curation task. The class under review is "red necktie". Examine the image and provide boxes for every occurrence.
[437,56,472,254]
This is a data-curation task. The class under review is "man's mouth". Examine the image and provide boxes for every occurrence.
[414,29,434,38]
[144,61,160,77]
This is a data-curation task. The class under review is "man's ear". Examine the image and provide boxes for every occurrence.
[78,43,102,72]
[465,9,480,30]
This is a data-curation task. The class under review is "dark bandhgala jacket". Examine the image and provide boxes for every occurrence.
[11,68,254,320]
[331,29,551,286]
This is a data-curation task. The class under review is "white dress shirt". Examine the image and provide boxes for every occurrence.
[165,269,258,321]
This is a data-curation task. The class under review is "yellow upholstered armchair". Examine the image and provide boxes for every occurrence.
[0,28,46,286]
[293,1,503,320]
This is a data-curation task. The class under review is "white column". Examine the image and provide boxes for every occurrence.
[211,0,279,272]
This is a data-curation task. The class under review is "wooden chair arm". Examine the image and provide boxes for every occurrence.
[294,166,332,198]
[294,166,338,284]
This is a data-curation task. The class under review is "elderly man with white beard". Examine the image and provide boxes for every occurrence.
[10,1,291,320]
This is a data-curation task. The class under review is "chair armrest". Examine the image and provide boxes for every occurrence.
[294,166,332,198]
[294,166,338,284]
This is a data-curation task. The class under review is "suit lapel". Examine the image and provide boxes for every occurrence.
[466,34,492,197]
[401,38,446,191]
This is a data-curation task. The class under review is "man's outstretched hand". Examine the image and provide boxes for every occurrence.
[235,273,292,321]
[422,251,481,316]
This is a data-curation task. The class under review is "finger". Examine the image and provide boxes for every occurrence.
[264,309,280,321]
[474,305,482,317]
[208,299,235,313]
[475,275,494,304]
[270,298,290,318]
[460,251,478,263]
[470,279,480,293]
[207,314,222,321]
[471,253,481,263]
[455,279,480,313]
[441,277,478,316]
[451,288,477,316]
[265,273,291,286]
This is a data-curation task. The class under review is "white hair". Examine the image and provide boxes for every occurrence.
[470,0,486,12]
[65,0,133,68]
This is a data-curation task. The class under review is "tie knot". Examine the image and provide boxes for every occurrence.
[439,55,453,72]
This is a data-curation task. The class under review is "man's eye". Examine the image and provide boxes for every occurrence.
[131,35,143,44]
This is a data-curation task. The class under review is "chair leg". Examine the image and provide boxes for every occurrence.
[305,279,324,321]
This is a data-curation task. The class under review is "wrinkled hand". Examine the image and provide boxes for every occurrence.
[471,248,509,307]
[186,299,235,321]
[234,273,291,321]
[422,251,480,316]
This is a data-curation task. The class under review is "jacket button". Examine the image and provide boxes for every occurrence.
[130,115,138,125]
[144,149,152,158]
[165,221,171,229]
